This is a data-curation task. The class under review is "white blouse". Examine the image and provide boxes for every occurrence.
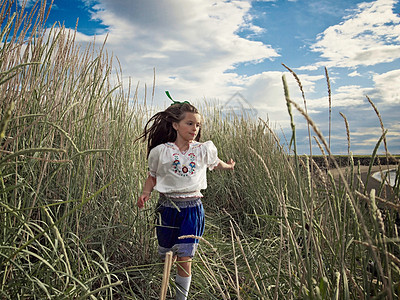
[148,141,220,198]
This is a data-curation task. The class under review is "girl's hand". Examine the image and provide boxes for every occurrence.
[226,158,235,170]
[137,194,150,209]
[137,176,156,209]
[215,158,236,170]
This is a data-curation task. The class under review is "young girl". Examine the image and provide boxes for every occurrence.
[136,92,235,300]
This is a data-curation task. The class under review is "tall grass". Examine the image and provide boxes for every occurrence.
[1,1,399,299]
[1,1,157,298]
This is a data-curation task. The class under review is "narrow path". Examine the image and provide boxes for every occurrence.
[329,165,398,200]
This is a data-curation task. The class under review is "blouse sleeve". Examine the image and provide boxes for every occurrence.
[148,145,161,177]
[203,141,220,170]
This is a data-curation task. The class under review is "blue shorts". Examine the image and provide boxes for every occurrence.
[155,196,205,258]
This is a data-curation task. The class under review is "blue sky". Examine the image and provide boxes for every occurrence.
[17,0,400,155]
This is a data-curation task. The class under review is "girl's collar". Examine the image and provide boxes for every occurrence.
[168,141,198,154]
[174,141,191,154]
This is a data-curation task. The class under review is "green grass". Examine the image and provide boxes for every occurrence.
[1,2,399,299]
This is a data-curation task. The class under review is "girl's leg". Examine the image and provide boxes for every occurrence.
[175,256,192,300]
[176,256,191,276]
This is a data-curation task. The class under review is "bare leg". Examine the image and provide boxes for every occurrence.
[175,256,192,300]
[176,256,191,277]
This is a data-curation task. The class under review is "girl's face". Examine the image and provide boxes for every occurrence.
[173,112,202,143]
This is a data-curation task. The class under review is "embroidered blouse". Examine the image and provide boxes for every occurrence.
[148,141,220,198]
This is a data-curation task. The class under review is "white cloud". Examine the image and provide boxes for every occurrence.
[351,128,385,137]
[311,0,400,68]
[227,71,326,128]
[18,0,35,7]
[389,123,400,132]
[373,68,400,104]
[332,85,372,106]
[297,65,319,71]
[348,70,361,77]
[75,0,279,103]
[61,0,398,154]
[229,71,291,125]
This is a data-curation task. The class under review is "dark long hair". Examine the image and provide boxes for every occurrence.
[135,103,202,157]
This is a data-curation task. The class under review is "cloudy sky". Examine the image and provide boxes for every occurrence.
[18,0,400,154]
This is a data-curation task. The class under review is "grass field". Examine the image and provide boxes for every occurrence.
[1,2,399,299]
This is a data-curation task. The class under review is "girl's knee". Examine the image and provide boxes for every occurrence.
[176,256,192,277]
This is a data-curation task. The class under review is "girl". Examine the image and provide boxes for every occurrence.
[136,92,235,300]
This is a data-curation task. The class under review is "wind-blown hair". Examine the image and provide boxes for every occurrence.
[136,103,201,157]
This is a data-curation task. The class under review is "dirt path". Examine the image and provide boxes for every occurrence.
[329,165,398,200]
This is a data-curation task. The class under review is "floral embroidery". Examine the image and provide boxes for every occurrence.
[172,152,196,176]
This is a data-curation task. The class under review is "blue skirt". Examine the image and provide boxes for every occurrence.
[155,196,205,258]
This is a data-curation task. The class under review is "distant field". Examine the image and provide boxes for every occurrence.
[309,154,400,169]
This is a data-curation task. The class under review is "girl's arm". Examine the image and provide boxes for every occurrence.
[214,158,235,170]
[137,175,156,208]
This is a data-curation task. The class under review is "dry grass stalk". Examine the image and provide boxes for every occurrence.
[344,266,365,300]
[311,158,328,189]
[230,225,241,300]
[274,205,283,300]
[366,96,387,154]
[197,249,229,300]
[313,136,329,169]
[230,221,262,296]
[178,235,216,251]
[282,64,313,181]
[366,97,394,205]
[325,67,332,150]
[224,209,269,296]
[180,234,237,291]
[353,240,400,267]
[354,191,399,210]
[339,112,350,156]
[160,251,173,300]
[258,117,288,155]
